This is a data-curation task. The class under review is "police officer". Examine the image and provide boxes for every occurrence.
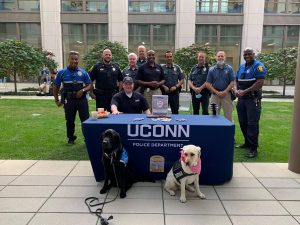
[206,51,235,121]
[136,50,165,109]
[53,51,92,145]
[111,76,151,114]
[188,52,210,115]
[137,45,147,66]
[235,47,267,158]
[89,49,123,112]
[122,52,140,92]
[161,50,184,114]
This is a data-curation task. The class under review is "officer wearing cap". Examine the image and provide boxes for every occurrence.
[206,51,235,121]
[161,50,184,114]
[235,47,267,158]
[136,50,165,109]
[111,76,151,114]
[53,51,92,145]
[188,52,211,115]
[89,49,123,112]
[122,52,140,92]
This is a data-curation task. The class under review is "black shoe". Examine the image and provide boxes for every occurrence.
[247,150,257,158]
[236,143,250,149]
[67,136,77,145]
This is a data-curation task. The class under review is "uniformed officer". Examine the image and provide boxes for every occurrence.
[111,76,151,114]
[89,49,123,112]
[137,45,147,66]
[188,52,211,115]
[136,50,165,109]
[122,52,140,92]
[161,50,184,114]
[53,51,92,145]
[206,51,235,121]
[235,47,267,158]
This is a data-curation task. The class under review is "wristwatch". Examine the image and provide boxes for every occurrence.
[82,88,86,92]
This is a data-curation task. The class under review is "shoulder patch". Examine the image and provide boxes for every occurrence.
[257,66,264,72]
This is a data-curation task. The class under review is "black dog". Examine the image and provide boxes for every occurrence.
[100,129,135,198]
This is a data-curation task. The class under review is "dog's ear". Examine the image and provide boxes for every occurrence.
[196,146,201,158]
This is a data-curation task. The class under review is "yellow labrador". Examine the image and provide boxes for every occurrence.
[164,145,205,203]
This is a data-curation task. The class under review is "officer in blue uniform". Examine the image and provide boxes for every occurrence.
[188,52,211,115]
[235,47,267,158]
[161,50,184,114]
[53,51,92,145]
[89,49,123,112]
[122,52,140,92]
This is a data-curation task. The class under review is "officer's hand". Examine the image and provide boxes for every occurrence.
[55,101,63,107]
[151,81,159,87]
[236,90,245,97]
[112,111,123,115]
[76,90,84,99]
[90,92,96,100]
[170,86,177,92]
[194,87,201,94]
[219,91,227,98]
[163,86,169,93]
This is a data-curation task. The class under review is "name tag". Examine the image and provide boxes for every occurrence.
[135,99,140,102]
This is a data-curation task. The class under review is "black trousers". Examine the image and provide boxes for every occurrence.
[168,91,180,114]
[95,93,114,112]
[64,97,89,140]
[236,98,261,151]
[191,93,210,115]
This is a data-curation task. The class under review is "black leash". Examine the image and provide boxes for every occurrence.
[85,163,119,225]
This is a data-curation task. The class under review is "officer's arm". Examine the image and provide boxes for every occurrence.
[224,81,234,93]
[53,84,63,107]
[206,82,219,95]
[143,109,151,114]
[243,79,264,94]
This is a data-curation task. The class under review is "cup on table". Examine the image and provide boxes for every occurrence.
[98,108,105,113]
[91,111,98,120]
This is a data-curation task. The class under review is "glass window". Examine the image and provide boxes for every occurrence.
[286,26,299,47]
[0,0,15,10]
[196,0,218,13]
[86,24,108,51]
[221,0,243,13]
[264,0,286,13]
[62,0,83,12]
[195,25,218,47]
[86,0,108,12]
[128,24,151,50]
[153,1,175,12]
[196,0,243,13]
[128,0,175,13]
[262,26,284,52]
[18,0,39,11]
[288,0,300,14]
[0,23,17,40]
[19,23,41,48]
[128,1,151,12]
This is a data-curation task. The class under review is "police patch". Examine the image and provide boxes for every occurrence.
[112,67,116,71]
[77,71,82,76]
[257,66,264,72]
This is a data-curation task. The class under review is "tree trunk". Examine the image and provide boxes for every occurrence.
[14,70,17,93]
[283,78,286,96]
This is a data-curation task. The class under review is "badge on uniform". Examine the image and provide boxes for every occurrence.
[77,71,82,76]
[203,67,206,72]
[173,67,177,72]
[257,66,264,72]
[112,67,116,71]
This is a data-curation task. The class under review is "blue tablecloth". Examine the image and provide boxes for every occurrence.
[83,114,234,185]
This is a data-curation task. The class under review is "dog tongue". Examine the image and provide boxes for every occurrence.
[191,159,201,174]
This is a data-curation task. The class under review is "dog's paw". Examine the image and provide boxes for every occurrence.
[120,191,127,198]
[100,188,107,194]
[168,190,175,196]
[198,192,206,199]
[180,196,187,203]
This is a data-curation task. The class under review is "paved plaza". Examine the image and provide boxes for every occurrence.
[1,160,300,225]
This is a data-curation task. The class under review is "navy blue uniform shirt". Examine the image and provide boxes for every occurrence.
[136,63,164,90]
[188,64,210,95]
[207,64,235,91]
[54,67,91,92]
[88,62,122,91]
[162,63,184,88]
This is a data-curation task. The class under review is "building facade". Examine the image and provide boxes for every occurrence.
[1,0,300,70]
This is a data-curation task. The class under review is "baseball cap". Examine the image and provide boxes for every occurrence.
[123,76,133,83]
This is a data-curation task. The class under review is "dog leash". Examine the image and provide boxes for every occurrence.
[85,163,119,225]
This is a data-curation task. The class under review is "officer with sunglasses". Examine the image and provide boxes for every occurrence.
[53,51,92,145]
[235,47,267,158]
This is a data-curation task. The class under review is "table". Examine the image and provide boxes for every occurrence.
[83,114,234,185]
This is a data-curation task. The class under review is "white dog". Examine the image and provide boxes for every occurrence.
[164,144,206,203]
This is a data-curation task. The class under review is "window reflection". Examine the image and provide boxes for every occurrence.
[62,1,83,11]
[19,23,41,48]
[128,0,175,13]
[86,0,108,12]
[196,0,243,13]
[0,0,15,10]
[18,0,39,11]
[0,23,17,40]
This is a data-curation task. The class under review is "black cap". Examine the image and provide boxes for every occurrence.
[123,76,133,83]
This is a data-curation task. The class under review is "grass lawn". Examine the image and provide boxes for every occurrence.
[0,99,293,162]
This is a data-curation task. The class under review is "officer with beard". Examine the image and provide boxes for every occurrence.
[206,51,235,121]
[89,49,123,112]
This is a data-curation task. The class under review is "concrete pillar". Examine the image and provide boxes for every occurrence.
[40,0,63,69]
[288,38,300,173]
[241,0,264,58]
[175,0,196,49]
[108,0,128,48]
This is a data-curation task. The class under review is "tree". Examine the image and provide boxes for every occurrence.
[0,39,43,93]
[257,47,297,96]
[83,40,128,71]
[39,49,58,73]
